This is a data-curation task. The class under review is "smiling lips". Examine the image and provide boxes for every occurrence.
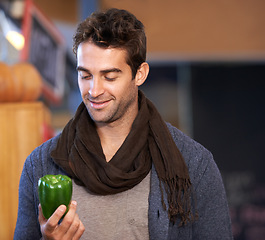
[89,99,111,109]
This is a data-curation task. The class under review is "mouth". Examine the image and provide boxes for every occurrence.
[89,99,111,109]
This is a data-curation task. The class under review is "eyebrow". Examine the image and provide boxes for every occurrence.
[76,66,122,74]
[76,66,89,73]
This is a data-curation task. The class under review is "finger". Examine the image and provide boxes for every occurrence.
[38,204,44,221]
[73,220,85,240]
[45,205,67,232]
[65,213,81,237]
[59,201,77,232]
[38,204,47,225]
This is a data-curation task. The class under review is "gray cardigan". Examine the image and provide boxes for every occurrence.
[14,123,233,239]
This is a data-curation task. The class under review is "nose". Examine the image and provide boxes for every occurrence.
[88,77,104,98]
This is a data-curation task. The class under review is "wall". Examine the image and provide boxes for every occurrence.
[33,0,79,23]
[100,0,265,60]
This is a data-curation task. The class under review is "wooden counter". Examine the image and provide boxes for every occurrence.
[0,102,51,239]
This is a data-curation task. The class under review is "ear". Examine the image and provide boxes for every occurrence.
[135,62,149,87]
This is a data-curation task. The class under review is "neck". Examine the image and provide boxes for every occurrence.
[95,104,138,162]
[96,119,133,142]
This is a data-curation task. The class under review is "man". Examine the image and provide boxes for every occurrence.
[14,8,233,240]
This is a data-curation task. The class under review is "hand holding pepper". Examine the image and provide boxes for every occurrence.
[38,175,85,239]
[38,201,85,240]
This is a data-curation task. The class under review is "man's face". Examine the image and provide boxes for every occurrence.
[76,41,140,126]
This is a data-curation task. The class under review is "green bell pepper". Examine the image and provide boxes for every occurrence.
[38,174,72,219]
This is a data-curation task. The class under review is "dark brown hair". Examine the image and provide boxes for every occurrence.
[73,8,146,78]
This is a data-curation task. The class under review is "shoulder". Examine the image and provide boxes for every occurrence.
[166,122,212,161]
[23,133,65,180]
[31,133,61,157]
[166,122,216,187]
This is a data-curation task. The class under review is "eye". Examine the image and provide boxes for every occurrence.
[104,73,118,81]
[79,72,92,80]
[105,76,116,81]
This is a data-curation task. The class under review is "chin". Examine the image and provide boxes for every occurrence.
[88,113,113,124]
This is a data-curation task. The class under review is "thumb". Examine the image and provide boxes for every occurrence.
[38,204,46,223]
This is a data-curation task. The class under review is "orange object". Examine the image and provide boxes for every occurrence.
[0,62,14,102]
[11,62,43,102]
[0,62,43,102]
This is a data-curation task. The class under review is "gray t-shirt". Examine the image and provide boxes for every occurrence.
[73,172,151,240]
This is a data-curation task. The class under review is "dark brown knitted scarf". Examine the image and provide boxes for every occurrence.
[51,91,194,225]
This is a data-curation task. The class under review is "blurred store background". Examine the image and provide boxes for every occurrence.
[0,0,265,239]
